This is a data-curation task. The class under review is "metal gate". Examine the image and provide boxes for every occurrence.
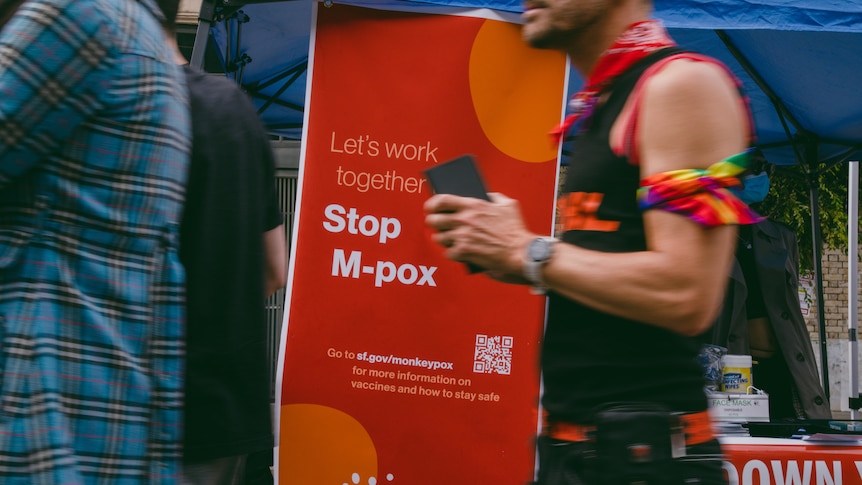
[264,169,298,400]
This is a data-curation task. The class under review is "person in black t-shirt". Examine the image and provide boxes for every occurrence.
[157,2,287,483]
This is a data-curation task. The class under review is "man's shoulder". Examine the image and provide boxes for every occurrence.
[756,218,795,239]
[638,54,746,132]
[646,55,737,97]
[183,68,263,125]
[633,51,750,173]
[184,68,247,101]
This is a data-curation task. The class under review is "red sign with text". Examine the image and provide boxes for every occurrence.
[722,438,862,485]
[277,4,567,485]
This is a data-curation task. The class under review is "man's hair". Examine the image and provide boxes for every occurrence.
[155,0,180,29]
[0,0,26,28]
[749,148,775,177]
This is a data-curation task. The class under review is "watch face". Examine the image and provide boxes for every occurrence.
[528,238,552,261]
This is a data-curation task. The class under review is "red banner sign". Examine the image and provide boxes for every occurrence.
[723,438,862,485]
[277,4,567,484]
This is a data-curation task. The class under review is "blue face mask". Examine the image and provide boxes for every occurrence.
[733,172,771,204]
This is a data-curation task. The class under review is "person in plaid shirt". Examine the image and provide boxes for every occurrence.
[0,0,191,483]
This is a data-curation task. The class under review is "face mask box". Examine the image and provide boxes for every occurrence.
[706,390,770,423]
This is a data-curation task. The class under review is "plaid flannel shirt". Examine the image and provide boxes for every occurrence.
[0,0,190,483]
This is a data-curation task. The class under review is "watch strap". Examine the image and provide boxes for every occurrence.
[523,237,556,294]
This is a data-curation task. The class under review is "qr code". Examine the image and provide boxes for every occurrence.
[473,334,513,375]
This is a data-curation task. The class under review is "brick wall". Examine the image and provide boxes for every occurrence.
[804,247,862,342]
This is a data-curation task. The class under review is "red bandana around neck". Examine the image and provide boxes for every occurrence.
[550,19,676,145]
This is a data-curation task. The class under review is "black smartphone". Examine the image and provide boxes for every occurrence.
[423,154,491,201]
[423,154,490,273]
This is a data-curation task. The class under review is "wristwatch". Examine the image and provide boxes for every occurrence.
[523,236,557,294]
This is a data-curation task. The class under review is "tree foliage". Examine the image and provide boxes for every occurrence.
[757,161,860,270]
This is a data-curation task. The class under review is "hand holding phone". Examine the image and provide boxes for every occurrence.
[423,154,490,201]
[423,155,490,273]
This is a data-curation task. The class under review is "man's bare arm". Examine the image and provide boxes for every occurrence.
[425,60,748,336]
[263,225,287,298]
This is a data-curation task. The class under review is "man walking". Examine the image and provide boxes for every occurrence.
[0,0,191,482]
[425,0,760,483]
[155,2,286,483]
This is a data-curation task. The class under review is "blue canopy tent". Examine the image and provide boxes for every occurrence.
[191,0,862,410]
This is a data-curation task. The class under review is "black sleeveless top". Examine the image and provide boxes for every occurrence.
[542,48,709,422]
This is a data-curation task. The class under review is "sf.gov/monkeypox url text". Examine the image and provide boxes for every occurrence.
[327,348,454,371]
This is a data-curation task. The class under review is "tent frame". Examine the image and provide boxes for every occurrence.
[189,0,862,413]
[191,0,307,131]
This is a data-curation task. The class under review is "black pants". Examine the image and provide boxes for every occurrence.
[752,355,796,419]
[243,449,274,485]
[535,436,727,485]
[182,454,248,485]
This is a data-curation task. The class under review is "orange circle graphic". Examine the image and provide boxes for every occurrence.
[469,20,567,163]
[279,404,378,484]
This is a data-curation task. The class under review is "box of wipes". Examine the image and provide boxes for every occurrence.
[707,391,770,422]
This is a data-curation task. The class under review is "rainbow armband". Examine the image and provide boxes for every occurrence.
[637,150,764,227]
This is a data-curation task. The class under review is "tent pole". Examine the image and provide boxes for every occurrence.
[849,161,859,418]
[807,149,831,400]
[189,0,218,70]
